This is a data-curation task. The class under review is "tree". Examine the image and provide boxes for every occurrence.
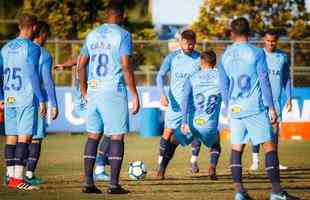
[191,0,310,40]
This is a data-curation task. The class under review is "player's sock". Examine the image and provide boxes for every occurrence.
[14,142,29,180]
[26,141,42,179]
[210,142,221,167]
[84,138,99,186]
[158,137,169,166]
[252,144,260,154]
[265,151,282,193]
[160,141,177,172]
[230,150,246,194]
[190,138,201,163]
[5,144,16,178]
[109,140,124,186]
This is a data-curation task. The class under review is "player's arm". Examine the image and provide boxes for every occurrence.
[78,42,89,99]
[27,44,46,117]
[256,49,277,123]
[42,54,58,120]
[156,54,172,107]
[0,52,4,110]
[120,33,140,115]
[54,56,77,70]
[283,53,292,111]
[180,80,192,134]
[218,59,229,108]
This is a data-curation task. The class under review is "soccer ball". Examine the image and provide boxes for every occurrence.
[128,161,147,180]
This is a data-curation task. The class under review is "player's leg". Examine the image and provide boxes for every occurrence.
[250,144,260,171]
[230,117,253,200]
[190,138,201,173]
[272,122,287,170]
[82,103,103,194]
[25,115,46,185]
[94,136,110,181]
[209,135,221,180]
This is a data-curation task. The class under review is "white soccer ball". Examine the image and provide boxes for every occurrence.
[128,161,147,180]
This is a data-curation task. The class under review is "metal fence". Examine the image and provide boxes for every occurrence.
[1,40,310,87]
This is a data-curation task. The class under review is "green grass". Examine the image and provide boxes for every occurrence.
[0,133,310,200]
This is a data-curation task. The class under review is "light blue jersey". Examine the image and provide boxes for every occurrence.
[81,23,132,134]
[81,23,132,93]
[1,37,43,107]
[219,43,274,119]
[264,49,291,101]
[156,49,200,129]
[176,69,221,147]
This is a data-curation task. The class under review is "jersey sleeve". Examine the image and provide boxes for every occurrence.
[156,53,173,96]
[42,53,58,108]
[0,52,3,100]
[181,79,192,124]
[256,49,274,109]
[218,56,230,107]
[80,39,89,57]
[282,53,292,100]
[120,32,132,56]
[27,43,44,102]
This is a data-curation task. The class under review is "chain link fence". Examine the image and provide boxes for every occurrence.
[1,39,310,86]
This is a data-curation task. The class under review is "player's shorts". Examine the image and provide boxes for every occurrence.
[230,110,273,146]
[4,104,37,136]
[174,115,219,148]
[32,115,47,140]
[164,108,183,130]
[86,88,129,135]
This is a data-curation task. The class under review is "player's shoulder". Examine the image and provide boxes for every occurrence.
[2,37,26,51]
[274,49,289,58]
[190,50,200,59]
[166,49,182,60]
[40,47,52,59]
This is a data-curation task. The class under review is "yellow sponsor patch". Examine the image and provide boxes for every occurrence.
[6,96,16,104]
[231,106,241,113]
[195,117,206,126]
[88,80,97,88]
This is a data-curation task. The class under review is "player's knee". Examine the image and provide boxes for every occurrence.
[231,144,244,152]
[262,141,276,153]
[110,134,124,141]
[162,128,173,140]
[31,139,42,144]
[18,135,32,143]
[6,135,17,145]
[87,133,101,141]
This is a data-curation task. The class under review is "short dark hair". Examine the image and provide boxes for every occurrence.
[107,1,125,16]
[230,17,250,36]
[181,29,196,41]
[18,13,37,28]
[34,21,50,38]
[201,50,217,66]
[264,29,279,39]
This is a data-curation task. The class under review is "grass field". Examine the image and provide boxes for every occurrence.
[0,133,310,200]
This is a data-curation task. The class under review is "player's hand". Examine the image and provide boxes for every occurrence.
[39,102,47,118]
[131,94,140,115]
[286,99,292,112]
[0,100,4,111]
[160,95,169,107]
[51,107,59,120]
[53,64,64,71]
[80,89,88,103]
[181,123,190,135]
[269,108,277,125]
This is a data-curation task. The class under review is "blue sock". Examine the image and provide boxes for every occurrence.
[5,144,16,177]
[97,137,110,166]
[159,140,177,172]
[191,138,201,157]
[210,142,221,167]
[108,140,124,186]
[159,137,169,157]
[265,151,282,193]
[252,144,260,153]
[84,138,99,186]
[27,140,42,174]
[230,150,246,193]
[15,142,29,167]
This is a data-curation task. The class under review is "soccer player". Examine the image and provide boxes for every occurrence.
[1,13,46,190]
[79,2,140,194]
[190,138,202,173]
[219,17,297,200]
[250,29,291,171]
[176,50,222,180]
[55,56,111,182]
[24,21,58,185]
[156,29,200,179]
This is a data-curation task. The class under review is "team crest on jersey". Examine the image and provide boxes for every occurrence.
[231,105,241,113]
[195,117,206,126]
[88,80,98,88]
[6,96,16,104]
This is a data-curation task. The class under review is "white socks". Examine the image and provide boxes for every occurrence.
[190,156,198,164]
[94,165,105,174]
[6,166,14,177]
[252,153,259,164]
[25,171,34,179]
[14,166,24,179]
